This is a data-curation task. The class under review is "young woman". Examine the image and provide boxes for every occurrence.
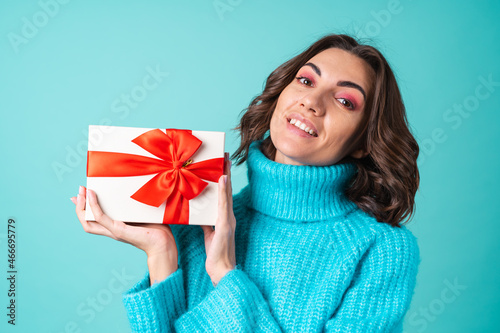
[72,34,420,332]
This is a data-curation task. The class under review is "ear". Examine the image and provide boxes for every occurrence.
[350,148,369,159]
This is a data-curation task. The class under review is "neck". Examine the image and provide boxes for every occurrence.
[245,141,358,222]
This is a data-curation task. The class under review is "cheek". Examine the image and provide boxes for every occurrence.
[275,85,296,109]
[322,115,358,144]
[268,107,280,139]
[269,109,284,141]
[270,90,292,132]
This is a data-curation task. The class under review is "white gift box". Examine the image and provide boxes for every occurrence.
[85,125,225,225]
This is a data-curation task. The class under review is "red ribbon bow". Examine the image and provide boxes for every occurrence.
[86,129,224,224]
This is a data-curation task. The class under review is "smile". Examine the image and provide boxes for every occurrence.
[287,118,318,137]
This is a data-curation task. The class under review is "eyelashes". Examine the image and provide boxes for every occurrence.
[295,76,356,110]
[337,98,355,110]
[296,76,313,86]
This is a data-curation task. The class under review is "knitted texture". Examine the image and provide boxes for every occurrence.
[122,141,420,332]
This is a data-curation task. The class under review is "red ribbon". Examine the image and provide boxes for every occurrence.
[86,129,224,224]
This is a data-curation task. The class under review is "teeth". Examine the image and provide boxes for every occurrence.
[288,118,317,137]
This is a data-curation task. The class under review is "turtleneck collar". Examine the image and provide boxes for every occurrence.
[245,141,358,222]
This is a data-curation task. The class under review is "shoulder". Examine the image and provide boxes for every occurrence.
[348,208,419,244]
[344,209,421,270]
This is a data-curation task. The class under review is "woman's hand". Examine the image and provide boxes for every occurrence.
[71,186,178,285]
[201,156,236,287]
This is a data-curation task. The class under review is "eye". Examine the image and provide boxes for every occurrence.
[296,76,313,87]
[337,98,355,110]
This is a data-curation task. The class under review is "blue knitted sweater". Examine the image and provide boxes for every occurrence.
[122,142,420,332]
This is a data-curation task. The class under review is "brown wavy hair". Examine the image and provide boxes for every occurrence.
[232,34,419,227]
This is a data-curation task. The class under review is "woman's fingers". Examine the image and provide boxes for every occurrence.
[81,220,117,239]
[201,225,214,253]
[75,185,86,220]
[73,186,178,263]
[72,187,117,239]
[86,189,134,242]
[217,175,229,223]
[226,160,233,209]
[201,225,213,236]
[74,186,91,228]
[200,154,237,285]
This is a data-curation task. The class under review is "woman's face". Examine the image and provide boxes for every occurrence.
[269,48,374,166]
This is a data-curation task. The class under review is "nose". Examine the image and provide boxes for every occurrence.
[299,91,325,116]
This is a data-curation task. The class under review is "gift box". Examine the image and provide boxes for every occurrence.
[85,125,225,225]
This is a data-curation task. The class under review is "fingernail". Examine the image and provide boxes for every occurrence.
[79,186,84,195]
[229,160,232,169]
[224,175,228,184]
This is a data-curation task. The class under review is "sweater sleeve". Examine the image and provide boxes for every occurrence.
[174,264,283,332]
[325,226,420,333]
[123,265,283,332]
[122,268,187,332]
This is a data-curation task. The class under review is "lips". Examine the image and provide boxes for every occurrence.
[286,115,318,137]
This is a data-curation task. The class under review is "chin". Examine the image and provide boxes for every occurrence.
[273,145,310,166]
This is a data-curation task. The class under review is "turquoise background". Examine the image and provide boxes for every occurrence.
[1,0,499,332]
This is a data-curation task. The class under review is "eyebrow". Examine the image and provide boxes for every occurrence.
[303,62,367,100]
